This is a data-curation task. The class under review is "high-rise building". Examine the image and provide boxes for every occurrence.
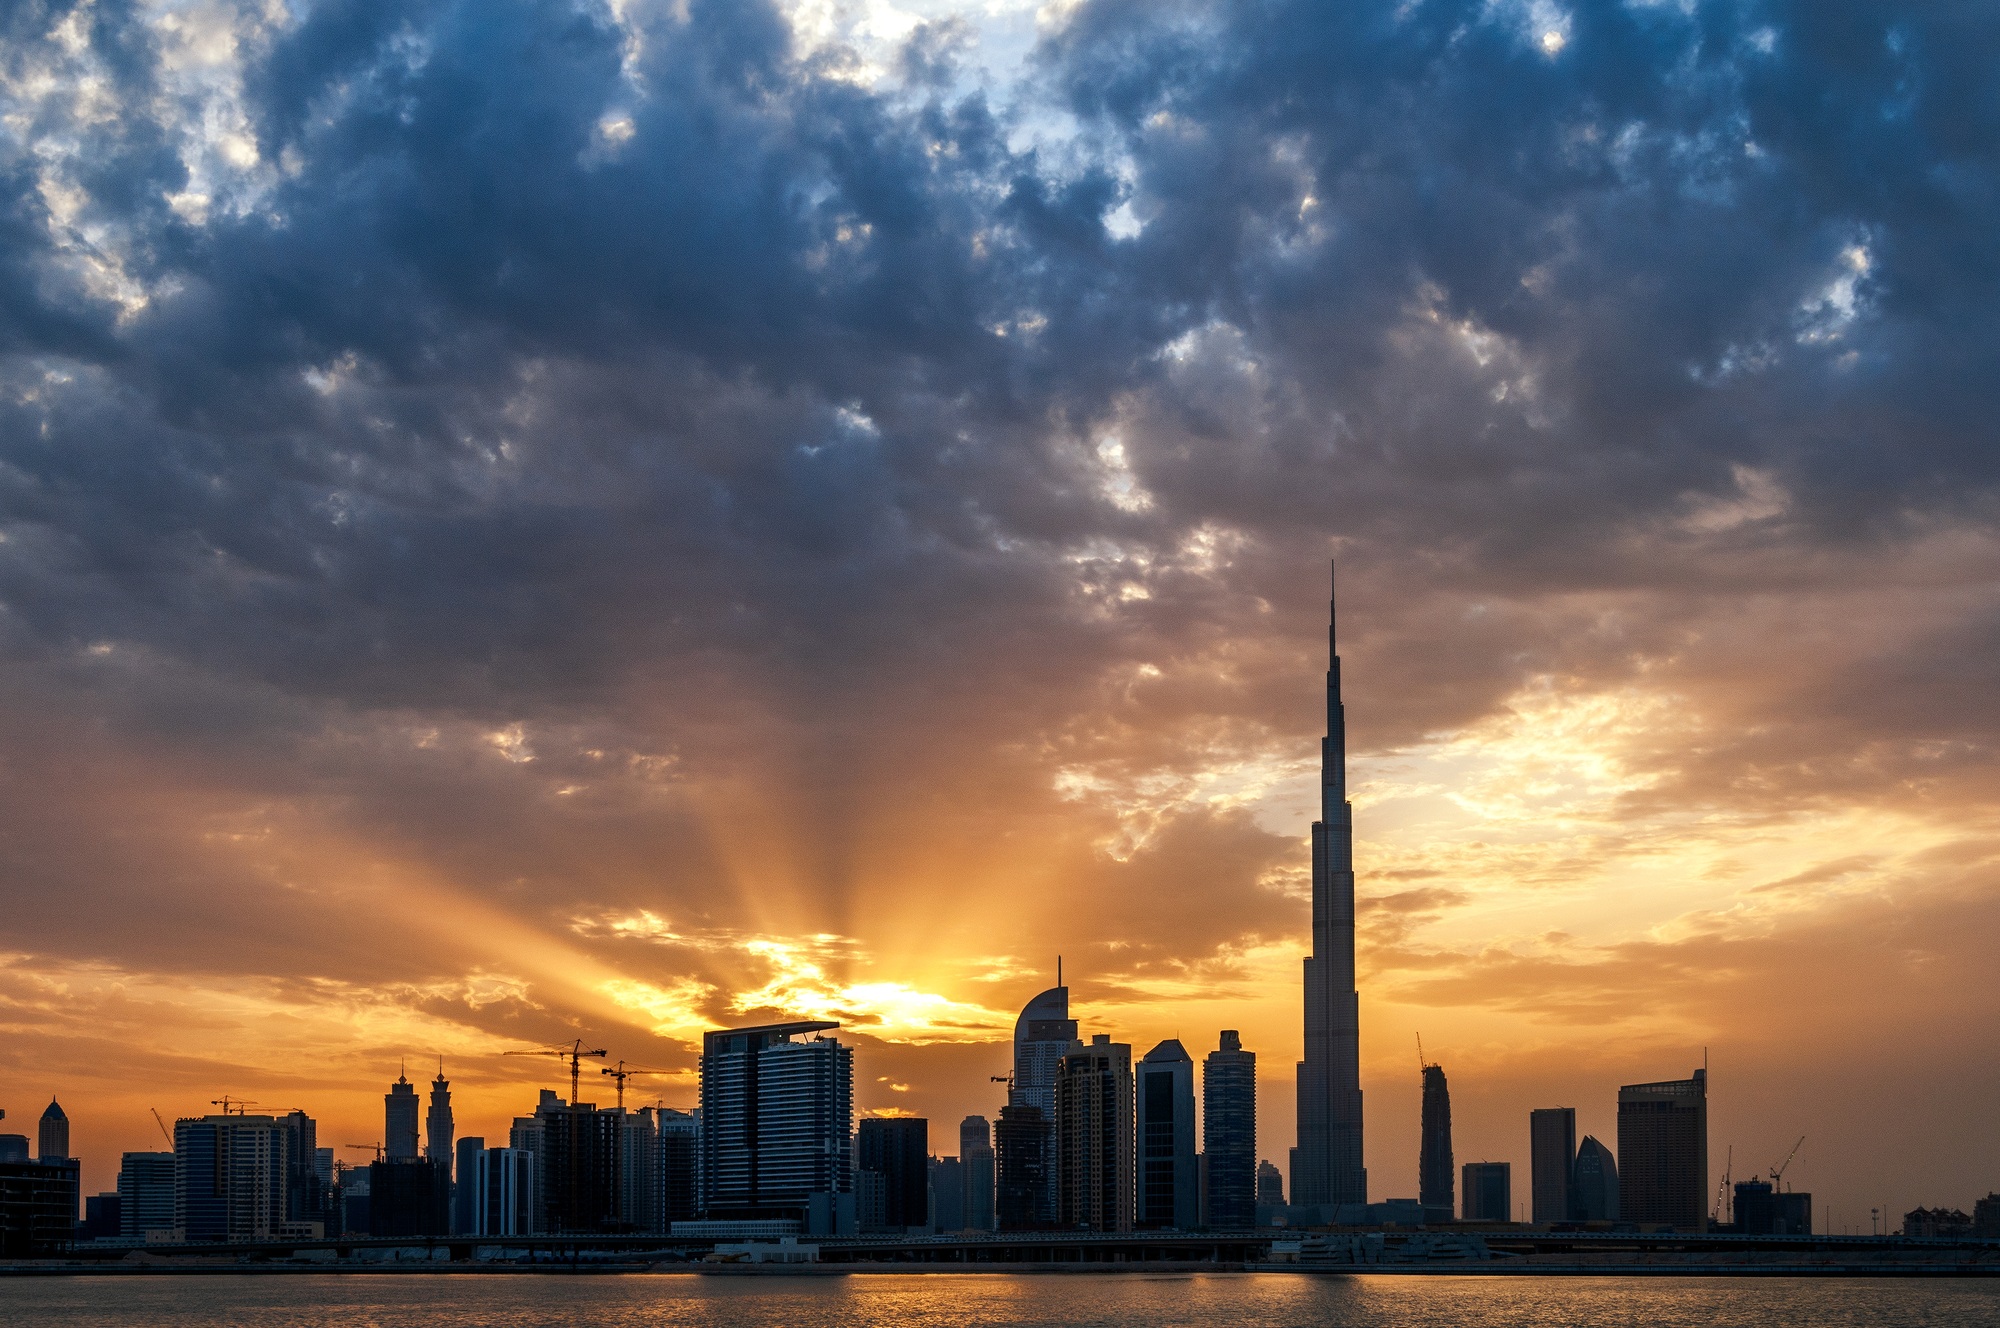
[1571,1135,1618,1221]
[368,1157,450,1237]
[174,1114,290,1242]
[959,1115,994,1232]
[658,1108,699,1226]
[538,1101,623,1233]
[994,1103,1049,1231]
[1462,1161,1511,1222]
[1418,1063,1453,1219]
[117,1152,176,1238]
[509,1091,559,1233]
[1056,1034,1134,1233]
[278,1110,322,1227]
[426,1061,454,1174]
[82,1191,122,1240]
[1137,1040,1197,1230]
[929,1155,962,1234]
[453,1137,485,1234]
[1257,1159,1284,1206]
[37,1099,68,1163]
[475,1146,538,1236]
[1012,977,1078,1226]
[1294,566,1367,1210]
[700,1020,854,1234]
[0,1159,78,1256]
[1529,1107,1577,1224]
[385,1067,421,1160]
[857,1117,929,1233]
[0,1135,29,1164]
[1202,1031,1256,1231]
[1617,1069,1707,1231]
[620,1107,661,1232]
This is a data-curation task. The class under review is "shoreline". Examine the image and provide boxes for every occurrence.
[4,1262,1998,1279]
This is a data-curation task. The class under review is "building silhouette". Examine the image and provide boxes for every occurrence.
[858,1117,929,1233]
[83,1191,121,1240]
[368,1157,449,1237]
[1571,1134,1618,1221]
[620,1107,659,1232]
[37,1099,68,1163]
[426,1061,454,1174]
[453,1136,485,1234]
[117,1151,176,1238]
[276,1110,324,1229]
[1137,1039,1198,1230]
[1529,1107,1577,1224]
[1617,1069,1707,1230]
[1056,1034,1135,1233]
[1294,566,1367,1210]
[0,1135,28,1164]
[1733,1178,1811,1235]
[1257,1159,1284,1206]
[1202,1031,1257,1230]
[508,1090,560,1232]
[699,1020,853,1234]
[175,1114,291,1242]
[537,1100,623,1233]
[1418,1063,1453,1220]
[385,1067,420,1160]
[959,1115,994,1231]
[658,1108,699,1226]
[1012,977,1078,1226]
[0,1158,78,1256]
[929,1155,962,1234]
[1462,1161,1511,1221]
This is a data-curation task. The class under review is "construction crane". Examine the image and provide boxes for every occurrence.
[1770,1136,1805,1191]
[150,1108,175,1148]
[1714,1145,1733,1225]
[344,1143,386,1161]
[505,1039,609,1105]
[210,1097,259,1116]
[599,1061,669,1110]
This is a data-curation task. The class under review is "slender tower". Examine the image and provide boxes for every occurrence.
[1293,562,1367,1208]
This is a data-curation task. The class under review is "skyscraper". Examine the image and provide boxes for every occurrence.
[1011,976,1078,1225]
[116,1152,176,1238]
[1055,1033,1134,1233]
[426,1061,454,1174]
[385,1066,420,1160]
[37,1099,68,1163]
[658,1108,699,1226]
[857,1117,929,1233]
[1137,1040,1197,1230]
[475,1146,538,1236]
[278,1110,322,1227]
[620,1107,660,1232]
[174,1114,290,1242]
[1202,1031,1256,1230]
[1571,1135,1618,1221]
[1617,1068,1707,1231]
[537,1101,622,1233]
[453,1136,485,1234]
[699,1020,854,1234]
[1462,1161,1511,1222]
[994,1103,1048,1231]
[1418,1062,1453,1219]
[1294,564,1367,1209]
[959,1115,994,1231]
[1529,1106,1577,1224]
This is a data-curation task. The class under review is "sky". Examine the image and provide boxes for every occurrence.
[2,0,1997,1231]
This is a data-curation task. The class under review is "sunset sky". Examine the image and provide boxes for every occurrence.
[3,0,1997,1230]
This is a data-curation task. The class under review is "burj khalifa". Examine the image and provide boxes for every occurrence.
[1292,563,1367,1209]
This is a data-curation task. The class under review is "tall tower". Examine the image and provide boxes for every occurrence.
[1418,1062,1453,1216]
[1293,561,1367,1208]
[426,1060,454,1174]
[385,1065,420,1160]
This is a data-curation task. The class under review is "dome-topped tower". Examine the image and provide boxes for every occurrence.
[37,1097,69,1163]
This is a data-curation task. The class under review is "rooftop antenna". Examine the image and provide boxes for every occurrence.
[1057,955,1063,988]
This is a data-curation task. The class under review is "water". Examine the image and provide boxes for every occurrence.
[4,1274,1997,1328]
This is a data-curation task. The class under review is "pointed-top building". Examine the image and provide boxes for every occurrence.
[426,1059,454,1174]
[38,1097,69,1163]
[1293,562,1367,1209]
[386,1065,421,1160]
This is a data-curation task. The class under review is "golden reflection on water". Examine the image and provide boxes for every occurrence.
[4,1273,1997,1328]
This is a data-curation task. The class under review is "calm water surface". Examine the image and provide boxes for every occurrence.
[4,1273,1997,1327]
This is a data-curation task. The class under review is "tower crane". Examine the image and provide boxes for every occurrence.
[150,1108,175,1148]
[600,1061,669,1110]
[344,1143,386,1161]
[210,1097,259,1115]
[1770,1136,1805,1191]
[504,1039,608,1105]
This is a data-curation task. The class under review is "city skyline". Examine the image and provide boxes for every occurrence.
[2,0,1998,1243]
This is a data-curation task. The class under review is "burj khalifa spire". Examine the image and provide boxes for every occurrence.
[1293,561,1367,1209]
